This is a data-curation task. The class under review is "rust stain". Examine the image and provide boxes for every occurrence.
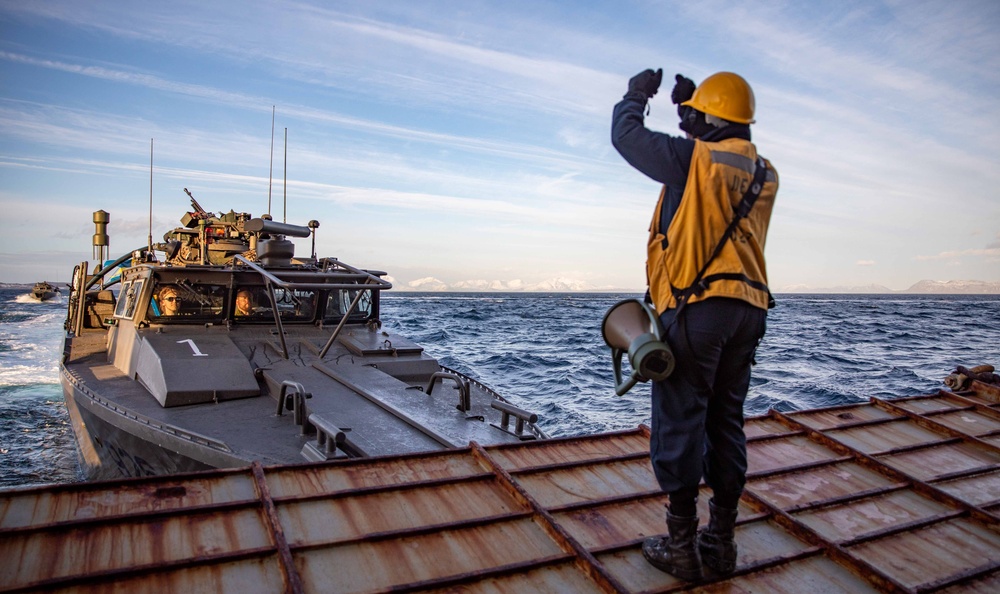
[5,385,1000,593]
[154,486,188,498]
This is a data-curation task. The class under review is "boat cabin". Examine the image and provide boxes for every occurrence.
[98,258,388,409]
[113,268,378,328]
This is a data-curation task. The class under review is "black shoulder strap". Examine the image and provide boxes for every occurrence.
[671,157,769,318]
[710,156,768,268]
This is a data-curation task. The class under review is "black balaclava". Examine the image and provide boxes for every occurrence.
[678,105,751,142]
[678,105,716,138]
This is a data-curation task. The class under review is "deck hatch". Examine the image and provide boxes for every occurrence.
[338,329,424,356]
[135,333,260,407]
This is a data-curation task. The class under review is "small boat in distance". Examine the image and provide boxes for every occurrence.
[31,281,59,301]
[60,196,545,480]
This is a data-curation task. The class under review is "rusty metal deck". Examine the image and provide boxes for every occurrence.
[3,381,1000,593]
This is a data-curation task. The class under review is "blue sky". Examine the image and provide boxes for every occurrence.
[1,0,998,290]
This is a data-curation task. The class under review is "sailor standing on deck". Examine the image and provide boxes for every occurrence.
[611,69,778,581]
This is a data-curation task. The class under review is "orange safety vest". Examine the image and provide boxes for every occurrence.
[647,138,778,314]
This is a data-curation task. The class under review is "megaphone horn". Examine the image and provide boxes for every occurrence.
[601,299,675,396]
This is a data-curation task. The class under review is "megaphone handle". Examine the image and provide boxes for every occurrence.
[615,371,640,396]
[612,348,625,387]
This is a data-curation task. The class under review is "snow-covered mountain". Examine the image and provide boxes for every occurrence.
[903,280,1000,294]
[394,277,1000,294]
[400,277,624,292]
[777,280,1000,294]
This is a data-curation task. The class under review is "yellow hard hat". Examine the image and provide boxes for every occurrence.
[681,72,756,124]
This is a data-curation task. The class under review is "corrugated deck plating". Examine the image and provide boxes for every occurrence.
[2,381,1000,593]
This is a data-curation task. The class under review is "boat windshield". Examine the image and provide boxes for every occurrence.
[113,279,145,321]
[150,283,226,322]
[235,287,317,322]
[323,288,374,323]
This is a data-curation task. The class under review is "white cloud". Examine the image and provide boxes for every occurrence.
[1,0,998,289]
[914,248,1000,262]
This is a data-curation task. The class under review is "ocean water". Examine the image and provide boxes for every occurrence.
[0,289,79,487]
[2,287,999,489]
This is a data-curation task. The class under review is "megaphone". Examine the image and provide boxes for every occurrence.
[601,299,675,396]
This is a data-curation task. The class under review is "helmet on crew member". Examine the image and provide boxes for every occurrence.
[681,72,755,125]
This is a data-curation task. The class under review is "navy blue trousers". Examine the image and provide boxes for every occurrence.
[650,298,767,507]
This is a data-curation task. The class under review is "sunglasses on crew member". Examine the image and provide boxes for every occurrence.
[162,296,182,302]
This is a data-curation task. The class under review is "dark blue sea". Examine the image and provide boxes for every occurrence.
[2,287,999,489]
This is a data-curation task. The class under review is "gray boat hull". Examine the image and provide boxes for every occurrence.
[62,366,244,479]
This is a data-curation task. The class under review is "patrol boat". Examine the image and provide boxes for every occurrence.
[31,281,59,301]
[61,197,545,480]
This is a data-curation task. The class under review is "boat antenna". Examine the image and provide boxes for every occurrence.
[148,138,154,256]
[267,105,275,216]
[283,127,287,223]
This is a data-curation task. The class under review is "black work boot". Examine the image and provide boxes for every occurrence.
[697,500,739,575]
[642,512,702,581]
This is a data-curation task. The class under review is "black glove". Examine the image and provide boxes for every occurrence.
[671,74,696,105]
[627,68,663,99]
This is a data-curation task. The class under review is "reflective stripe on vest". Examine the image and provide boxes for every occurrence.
[710,150,778,184]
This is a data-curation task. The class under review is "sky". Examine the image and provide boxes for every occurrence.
[1,0,998,292]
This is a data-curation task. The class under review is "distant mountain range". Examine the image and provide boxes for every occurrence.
[402,276,606,292]
[398,278,1000,294]
[777,280,1000,295]
[5,278,998,295]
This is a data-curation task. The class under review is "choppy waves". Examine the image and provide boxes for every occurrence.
[0,384,81,487]
[0,290,80,486]
[0,298,62,387]
[382,293,1000,436]
[2,288,999,487]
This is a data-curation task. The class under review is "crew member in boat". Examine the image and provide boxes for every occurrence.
[235,288,255,316]
[612,70,778,580]
[157,285,184,316]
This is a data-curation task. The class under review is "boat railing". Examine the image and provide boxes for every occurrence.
[68,261,87,336]
[233,255,392,359]
[68,248,144,337]
[275,380,312,430]
[425,372,472,412]
[318,285,373,358]
[233,255,392,292]
[491,400,539,439]
[85,250,137,292]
